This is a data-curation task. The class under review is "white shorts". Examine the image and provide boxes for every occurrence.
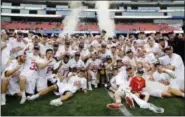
[20,72,38,94]
[36,77,48,92]
[170,79,180,90]
[1,73,20,95]
[177,79,184,90]
[7,77,20,95]
[143,80,168,97]
[56,82,77,96]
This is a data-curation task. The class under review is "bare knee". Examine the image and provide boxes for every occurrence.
[19,75,26,81]
[162,92,172,97]
[2,77,9,83]
[66,92,73,97]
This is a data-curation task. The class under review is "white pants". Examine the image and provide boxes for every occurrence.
[143,80,168,98]
[36,77,48,92]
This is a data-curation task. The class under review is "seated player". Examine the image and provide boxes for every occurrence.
[1,51,27,105]
[129,68,150,102]
[27,68,87,106]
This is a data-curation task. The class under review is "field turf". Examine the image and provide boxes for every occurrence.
[1,88,185,116]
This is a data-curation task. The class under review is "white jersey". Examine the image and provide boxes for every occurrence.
[153,71,170,82]
[153,70,179,89]
[39,43,51,55]
[20,53,41,78]
[38,58,58,78]
[136,39,147,47]
[59,61,70,76]
[122,56,137,67]
[68,58,85,68]
[85,59,102,68]
[144,43,162,55]
[136,53,157,64]
[99,49,112,59]
[10,40,26,58]
[3,60,24,95]
[91,40,101,47]
[1,43,12,71]
[159,54,184,81]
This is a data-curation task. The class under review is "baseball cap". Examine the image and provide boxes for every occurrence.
[159,37,165,41]
[108,37,112,40]
[102,30,106,34]
[164,46,172,52]
[139,32,145,34]
[126,49,132,54]
[136,68,144,74]
[155,32,161,35]
[79,67,86,72]
[126,66,132,71]
[65,40,70,45]
[75,52,81,56]
[106,55,112,60]
[112,65,118,70]
[32,35,39,40]
[17,31,23,35]
[43,33,48,38]
[101,43,107,48]
[153,62,161,67]
[33,45,40,50]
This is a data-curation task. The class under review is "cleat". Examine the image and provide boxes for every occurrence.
[50,99,63,106]
[125,96,135,108]
[20,96,26,104]
[107,103,123,109]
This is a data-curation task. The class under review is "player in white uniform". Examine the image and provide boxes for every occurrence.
[20,45,59,99]
[86,53,102,90]
[144,37,163,57]
[152,62,184,97]
[27,68,87,106]
[159,46,184,92]
[37,49,62,92]
[107,67,164,113]
[68,52,85,68]
[10,32,27,58]
[1,51,26,105]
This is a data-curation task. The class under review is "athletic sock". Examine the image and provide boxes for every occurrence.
[35,94,40,98]
[1,93,6,102]
[88,81,92,90]
[182,93,185,97]
[21,91,26,98]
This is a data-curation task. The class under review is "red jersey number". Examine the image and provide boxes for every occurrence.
[30,61,38,71]
[46,66,53,74]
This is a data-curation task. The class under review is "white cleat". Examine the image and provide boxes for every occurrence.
[50,99,63,106]
[1,101,6,106]
[20,96,26,104]
[88,87,93,91]
[27,95,37,101]
[1,94,6,106]
[94,83,98,88]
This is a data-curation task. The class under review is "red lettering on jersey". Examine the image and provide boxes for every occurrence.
[46,66,53,74]
[30,61,38,71]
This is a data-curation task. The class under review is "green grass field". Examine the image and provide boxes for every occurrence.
[1,88,185,116]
